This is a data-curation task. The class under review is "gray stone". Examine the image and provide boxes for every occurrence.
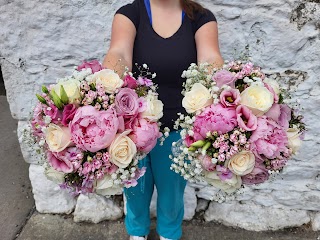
[204,201,311,231]
[73,194,122,223]
[311,213,320,231]
[196,199,210,213]
[29,164,76,214]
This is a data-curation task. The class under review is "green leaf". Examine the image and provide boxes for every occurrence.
[41,85,49,94]
[190,140,206,148]
[36,94,48,105]
[49,89,64,110]
[60,85,69,104]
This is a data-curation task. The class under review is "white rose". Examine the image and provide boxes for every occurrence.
[45,167,65,184]
[141,94,164,122]
[287,128,302,154]
[92,69,123,94]
[95,175,123,196]
[109,130,137,168]
[45,123,73,152]
[54,79,81,104]
[204,170,242,194]
[226,151,255,176]
[182,83,213,113]
[264,78,280,95]
[240,85,274,116]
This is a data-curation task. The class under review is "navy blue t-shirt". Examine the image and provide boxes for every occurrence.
[116,0,216,128]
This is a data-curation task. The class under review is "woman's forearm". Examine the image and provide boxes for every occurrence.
[102,49,131,77]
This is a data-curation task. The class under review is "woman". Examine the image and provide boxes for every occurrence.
[103,0,223,239]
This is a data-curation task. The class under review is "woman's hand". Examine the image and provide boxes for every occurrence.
[195,21,224,69]
[102,13,136,75]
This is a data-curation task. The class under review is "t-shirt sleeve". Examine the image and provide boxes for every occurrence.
[115,1,140,30]
[193,8,217,33]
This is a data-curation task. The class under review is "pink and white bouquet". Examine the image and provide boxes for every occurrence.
[171,61,305,194]
[30,60,163,196]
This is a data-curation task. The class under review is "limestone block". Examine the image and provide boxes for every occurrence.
[29,164,76,214]
[204,201,310,231]
[73,194,123,223]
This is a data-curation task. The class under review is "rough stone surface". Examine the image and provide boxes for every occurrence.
[29,164,76,214]
[204,201,311,231]
[2,0,320,230]
[73,194,122,223]
[312,213,320,231]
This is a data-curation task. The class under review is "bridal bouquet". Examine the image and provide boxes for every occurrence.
[171,61,305,194]
[29,60,163,196]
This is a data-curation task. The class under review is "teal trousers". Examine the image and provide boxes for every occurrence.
[124,131,187,240]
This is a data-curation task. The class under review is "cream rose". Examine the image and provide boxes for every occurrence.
[264,78,280,95]
[204,170,242,194]
[182,83,213,113]
[54,79,81,104]
[109,130,137,168]
[141,94,164,122]
[287,128,302,154]
[45,123,73,152]
[95,175,123,196]
[226,151,255,176]
[240,85,274,116]
[93,69,123,94]
[45,167,65,184]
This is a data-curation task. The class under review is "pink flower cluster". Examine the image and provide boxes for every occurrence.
[31,60,163,196]
[177,60,304,191]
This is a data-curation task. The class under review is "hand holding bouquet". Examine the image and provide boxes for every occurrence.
[171,61,305,195]
[30,60,163,196]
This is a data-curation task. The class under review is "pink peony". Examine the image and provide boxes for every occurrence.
[129,118,161,153]
[62,104,77,126]
[123,75,138,89]
[242,163,269,185]
[249,116,289,159]
[70,106,119,152]
[236,105,258,131]
[220,89,241,108]
[47,147,82,173]
[115,88,139,117]
[265,104,291,130]
[212,70,236,88]
[44,104,62,124]
[77,60,103,73]
[193,103,237,140]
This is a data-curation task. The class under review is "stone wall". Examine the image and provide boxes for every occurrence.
[1,0,320,231]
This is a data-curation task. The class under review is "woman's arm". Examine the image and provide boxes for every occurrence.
[195,21,224,68]
[102,14,136,75]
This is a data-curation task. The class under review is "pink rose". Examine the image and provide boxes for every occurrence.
[184,134,195,147]
[193,104,237,140]
[212,70,236,88]
[62,104,77,126]
[242,163,269,185]
[265,104,291,130]
[220,89,241,108]
[250,116,289,159]
[129,118,161,153]
[77,60,103,73]
[236,105,257,131]
[123,75,138,89]
[47,147,82,173]
[70,106,119,152]
[199,155,215,171]
[264,82,279,103]
[44,104,62,124]
[115,88,139,117]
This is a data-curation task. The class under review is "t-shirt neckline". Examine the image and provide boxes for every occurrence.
[143,0,185,40]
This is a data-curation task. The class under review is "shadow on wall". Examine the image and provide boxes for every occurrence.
[0,65,5,96]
